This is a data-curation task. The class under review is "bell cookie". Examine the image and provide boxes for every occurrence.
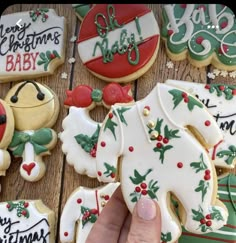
[60,182,119,243]
[77,4,160,83]
[161,4,236,71]
[60,83,134,177]
[96,82,228,243]
[0,200,55,242]
[166,79,236,170]
[5,80,59,182]
[0,9,66,82]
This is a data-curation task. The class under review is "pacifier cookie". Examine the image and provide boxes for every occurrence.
[96,82,228,243]
[0,9,66,82]
[0,200,55,242]
[161,4,236,70]
[166,79,236,169]
[60,82,134,177]
[72,4,95,21]
[60,182,119,243]
[0,99,14,176]
[5,80,59,182]
[77,4,160,83]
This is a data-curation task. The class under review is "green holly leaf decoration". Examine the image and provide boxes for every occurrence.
[103,162,116,178]
[206,84,236,100]
[129,168,152,185]
[116,107,130,126]
[74,124,100,154]
[104,113,118,140]
[153,145,173,163]
[37,50,60,71]
[190,154,208,173]
[211,207,224,221]
[168,89,203,111]
[147,179,159,199]
[81,206,98,228]
[216,145,236,165]
[6,201,30,218]
[192,206,204,221]
[161,232,172,242]
[164,124,180,139]
[29,8,49,22]
[195,180,209,202]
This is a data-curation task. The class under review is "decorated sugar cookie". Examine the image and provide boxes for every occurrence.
[77,4,160,83]
[5,80,59,182]
[96,82,228,243]
[0,99,14,177]
[179,173,236,243]
[72,4,95,21]
[166,79,236,169]
[0,9,66,82]
[0,200,55,242]
[162,4,236,70]
[60,83,133,177]
[60,182,120,243]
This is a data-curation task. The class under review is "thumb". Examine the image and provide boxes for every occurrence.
[126,197,161,243]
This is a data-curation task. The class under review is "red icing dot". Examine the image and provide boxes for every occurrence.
[111,173,115,178]
[221,21,228,29]
[204,174,211,180]
[206,220,212,226]
[219,85,225,91]
[219,44,229,54]
[196,36,204,44]
[77,198,82,204]
[177,162,183,168]
[144,105,150,111]
[50,53,56,59]
[108,113,113,119]
[64,232,68,237]
[98,171,102,176]
[205,169,211,175]
[44,14,48,19]
[141,190,147,195]
[181,92,188,98]
[129,146,134,152]
[24,202,29,208]
[104,195,110,200]
[206,214,211,219]
[101,141,106,147]
[184,97,189,103]
[168,29,174,36]
[157,135,163,141]
[140,183,147,189]
[200,218,206,224]
[205,84,211,89]
[163,138,169,144]
[232,89,236,95]
[156,142,162,148]
[205,120,211,126]
[135,186,141,192]
[6,204,10,208]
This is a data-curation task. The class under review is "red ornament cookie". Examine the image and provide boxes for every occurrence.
[77,4,160,82]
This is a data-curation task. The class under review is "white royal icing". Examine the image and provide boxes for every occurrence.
[0,9,66,82]
[0,200,54,242]
[96,82,228,243]
[60,182,120,243]
[166,79,236,169]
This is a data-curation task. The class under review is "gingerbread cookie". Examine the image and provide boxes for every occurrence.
[72,4,95,21]
[5,80,59,182]
[96,82,228,243]
[0,99,14,177]
[179,173,236,243]
[161,4,236,70]
[166,79,236,169]
[0,9,66,82]
[0,200,55,242]
[60,83,133,177]
[77,4,160,83]
[60,182,120,243]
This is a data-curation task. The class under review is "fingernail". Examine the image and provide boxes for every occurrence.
[137,197,156,221]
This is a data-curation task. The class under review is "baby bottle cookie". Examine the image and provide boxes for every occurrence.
[0,99,14,177]
[5,80,59,182]
[60,82,134,177]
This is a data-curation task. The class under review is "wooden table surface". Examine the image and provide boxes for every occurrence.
[1,4,236,242]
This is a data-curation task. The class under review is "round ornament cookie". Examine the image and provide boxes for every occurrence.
[5,80,59,182]
[161,4,236,70]
[77,4,160,83]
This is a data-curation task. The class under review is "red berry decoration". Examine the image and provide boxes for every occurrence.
[77,198,82,204]
[6,204,10,208]
[111,173,115,178]
[184,97,189,103]
[64,232,68,237]
[219,85,225,91]
[196,36,204,45]
[44,14,48,19]
[140,183,147,189]
[168,29,173,36]
[24,202,29,208]
[104,195,110,200]
[200,218,206,224]
[156,142,162,148]
[181,92,188,98]
[163,138,169,144]
[141,190,147,195]
[108,113,113,119]
[135,186,141,192]
[101,141,106,147]
[205,84,211,89]
[97,171,102,176]
[129,146,134,152]
[204,174,211,180]
[205,120,211,126]
[157,135,163,141]
[205,169,211,175]
[90,209,98,214]
[177,162,183,168]
[50,53,56,59]
[22,210,27,216]
[206,220,212,226]
[206,214,211,219]
[144,105,150,111]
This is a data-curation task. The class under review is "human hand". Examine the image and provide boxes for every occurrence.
[86,185,161,243]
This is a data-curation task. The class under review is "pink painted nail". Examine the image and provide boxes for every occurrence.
[137,197,156,220]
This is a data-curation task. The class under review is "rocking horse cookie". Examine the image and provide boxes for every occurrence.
[0,99,14,177]
[60,82,133,177]
[4,80,59,182]
[166,79,236,169]
[60,182,120,243]
[95,82,228,243]
[0,199,55,242]
[77,4,160,83]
